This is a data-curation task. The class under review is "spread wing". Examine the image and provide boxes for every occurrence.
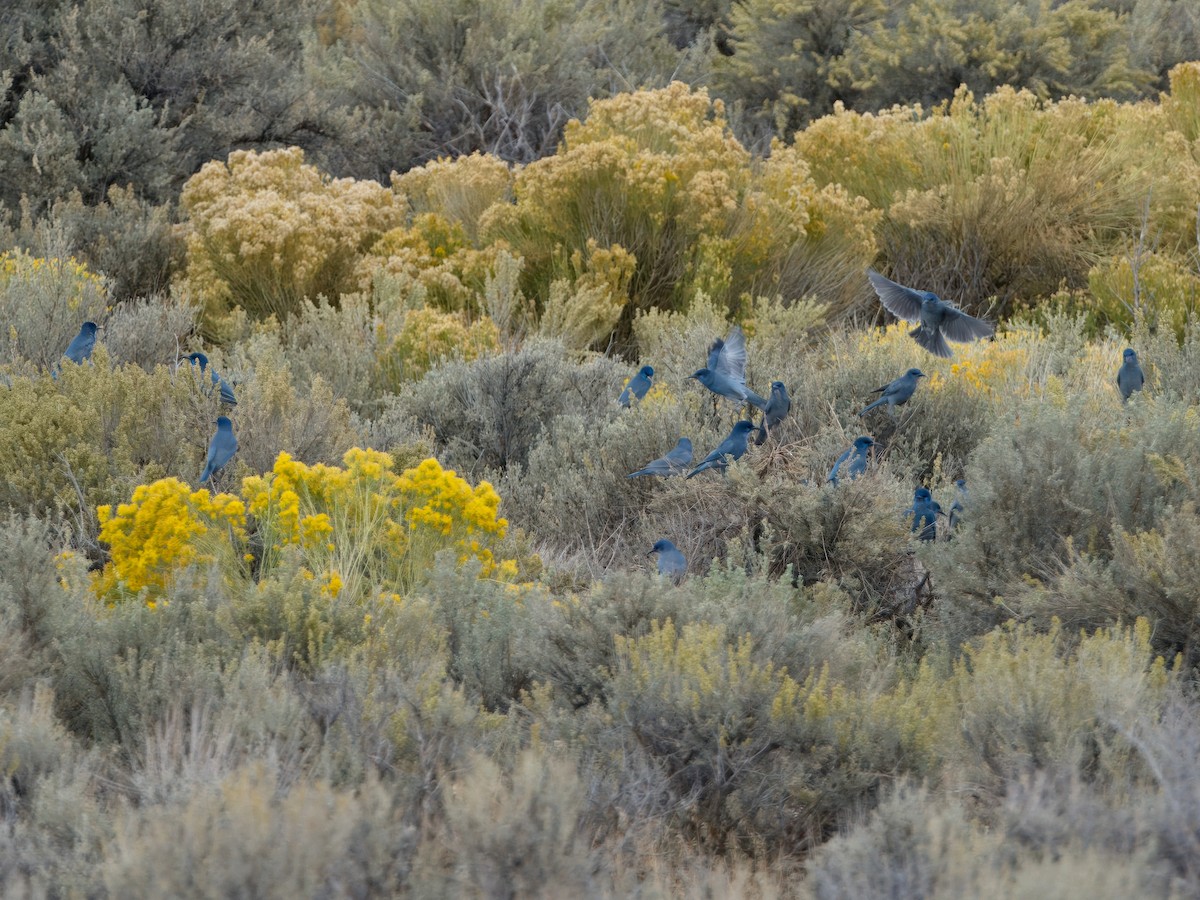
[711,326,748,380]
[706,337,724,371]
[867,269,924,322]
[939,306,994,342]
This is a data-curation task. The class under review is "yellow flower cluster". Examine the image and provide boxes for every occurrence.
[948,344,1031,398]
[394,456,514,579]
[96,478,246,597]
[95,451,516,605]
[242,449,514,588]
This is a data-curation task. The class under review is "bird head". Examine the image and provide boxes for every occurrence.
[955,478,966,489]
[854,436,876,450]
[734,420,756,434]
[81,321,98,334]
[907,368,925,378]
[677,437,693,451]
[1123,348,1137,361]
[187,352,209,369]
[640,365,655,378]
[914,487,932,501]
[771,381,786,391]
[215,416,233,429]
[689,368,710,381]
[648,539,673,556]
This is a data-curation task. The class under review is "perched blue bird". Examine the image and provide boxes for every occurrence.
[948,479,967,532]
[687,420,757,478]
[689,326,768,410]
[907,487,941,541]
[755,381,791,445]
[628,437,693,478]
[859,368,925,417]
[1117,348,1144,402]
[199,416,238,484]
[619,365,654,407]
[867,270,993,359]
[62,321,98,365]
[648,539,687,582]
[827,436,875,486]
[186,352,238,405]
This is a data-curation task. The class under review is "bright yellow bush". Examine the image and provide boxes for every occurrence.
[179,147,404,320]
[96,478,246,598]
[95,450,516,605]
[243,449,514,595]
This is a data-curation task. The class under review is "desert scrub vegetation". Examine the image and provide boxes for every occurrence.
[153,67,1200,352]
[9,31,1200,896]
[6,299,1200,892]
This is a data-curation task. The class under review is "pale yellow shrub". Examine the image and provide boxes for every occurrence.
[178,147,404,320]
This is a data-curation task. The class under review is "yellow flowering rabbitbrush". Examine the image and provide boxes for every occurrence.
[96,478,246,597]
[96,449,517,605]
[178,147,404,321]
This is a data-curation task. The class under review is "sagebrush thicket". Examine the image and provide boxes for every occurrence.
[4,3,1200,896]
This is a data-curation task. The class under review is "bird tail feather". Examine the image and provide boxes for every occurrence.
[745,389,769,411]
[858,397,885,417]
[910,326,952,358]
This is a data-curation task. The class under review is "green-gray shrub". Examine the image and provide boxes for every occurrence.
[103,295,199,371]
[384,340,625,477]
[926,392,1200,645]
